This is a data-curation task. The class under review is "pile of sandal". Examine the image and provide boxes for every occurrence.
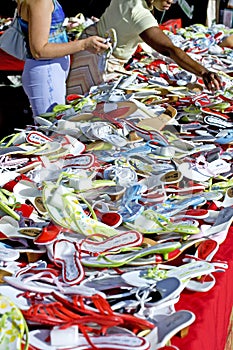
[1,20,233,350]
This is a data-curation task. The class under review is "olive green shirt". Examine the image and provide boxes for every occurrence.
[97,0,158,60]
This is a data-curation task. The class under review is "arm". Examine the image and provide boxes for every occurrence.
[140,26,222,91]
[23,0,109,59]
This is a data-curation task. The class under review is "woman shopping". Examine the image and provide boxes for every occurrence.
[16,0,109,118]
[67,0,222,95]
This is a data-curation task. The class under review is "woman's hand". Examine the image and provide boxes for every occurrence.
[82,36,110,54]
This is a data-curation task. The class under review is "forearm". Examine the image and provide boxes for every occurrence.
[26,0,108,60]
[31,39,87,60]
[140,26,222,91]
[140,27,208,78]
[168,45,208,77]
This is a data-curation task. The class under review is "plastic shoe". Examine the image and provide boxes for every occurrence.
[214,129,233,144]
[220,186,233,207]
[80,230,143,255]
[145,310,196,350]
[29,328,151,350]
[124,209,200,236]
[79,121,128,147]
[81,241,182,268]
[42,182,120,237]
[197,207,233,244]
[0,294,29,350]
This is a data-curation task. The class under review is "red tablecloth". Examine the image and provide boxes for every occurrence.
[0,48,24,72]
[171,228,233,350]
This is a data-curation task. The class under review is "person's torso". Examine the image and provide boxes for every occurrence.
[18,0,68,56]
[97,0,158,60]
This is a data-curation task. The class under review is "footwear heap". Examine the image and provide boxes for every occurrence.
[1,20,233,350]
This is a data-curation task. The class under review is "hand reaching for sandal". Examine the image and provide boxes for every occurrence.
[201,70,223,92]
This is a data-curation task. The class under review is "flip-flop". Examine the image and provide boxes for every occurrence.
[80,121,128,147]
[13,179,47,216]
[178,160,214,182]
[166,260,217,283]
[214,129,233,144]
[194,239,219,261]
[62,154,98,170]
[127,238,205,265]
[0,244,20,261]
[0,284,32,310]
[25,131,53,145]
[118,184,144,222]
[220,186,233,208]
[204,115,233,128]
[3,270,101,295]
[155,194,207,218]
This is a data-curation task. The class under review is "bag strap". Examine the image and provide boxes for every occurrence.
[17,0,25,17]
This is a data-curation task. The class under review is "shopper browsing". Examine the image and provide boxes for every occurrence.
[67,0,222,95]
[16,0,109,118]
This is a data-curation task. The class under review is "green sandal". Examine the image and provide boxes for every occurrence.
[42,182,120,237]
[124,209,199,237]
[0,189,21,221]
[0,294,29,350]
[81,241,182,268]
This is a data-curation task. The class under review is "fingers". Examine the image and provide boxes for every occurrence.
[87,36,109,54]
[202,71,222,92]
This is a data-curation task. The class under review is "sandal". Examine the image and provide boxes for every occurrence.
[42,182,120,237]
[29,328,151,350]
[145,310,195,350]
[0,293,29,350]
[52,292,155,334]
[80,230,143,254]
[81,241,182,268]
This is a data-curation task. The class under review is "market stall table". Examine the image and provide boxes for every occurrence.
[172,228,233,350]
[0,48,24,77]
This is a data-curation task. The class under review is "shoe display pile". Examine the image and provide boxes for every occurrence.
[0,21,233,350]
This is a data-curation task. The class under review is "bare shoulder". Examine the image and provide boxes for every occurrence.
[27,0,54,12]
[19,0,54,21]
